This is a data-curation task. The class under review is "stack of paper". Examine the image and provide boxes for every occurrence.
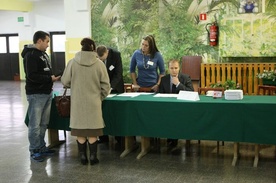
[224,90,243,100]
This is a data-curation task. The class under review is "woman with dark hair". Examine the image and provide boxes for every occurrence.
[80,38,96,51]
[61,37,110,165]
[130,35,165,92]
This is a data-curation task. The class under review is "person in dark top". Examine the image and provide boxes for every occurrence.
[96,45,124,144]
[130,35,165,92]
[21,30,60,162]
[96,45,124,93]
[159,59,194,147]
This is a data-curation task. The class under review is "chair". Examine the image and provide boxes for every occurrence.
[257,85,276,95]
[181,56,202,93]
[124,86,153,93]
[138,87,153,92]
[271,86,276,95]
[198,87,225,153]
[124,83,132,92]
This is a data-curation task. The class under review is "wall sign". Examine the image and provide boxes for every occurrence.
[17,17,24,22]
[200,13,207,21]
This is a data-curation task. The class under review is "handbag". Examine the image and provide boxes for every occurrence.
[55,88,70,118]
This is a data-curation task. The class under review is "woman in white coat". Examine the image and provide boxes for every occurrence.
[61,38,110,165]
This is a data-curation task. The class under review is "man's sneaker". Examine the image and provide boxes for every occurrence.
[41,148,55,156]
[30,153,44,162]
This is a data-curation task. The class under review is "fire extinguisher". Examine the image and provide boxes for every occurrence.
[205,22,219,46]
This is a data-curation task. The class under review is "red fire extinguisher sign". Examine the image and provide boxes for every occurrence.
[200,13,207,21]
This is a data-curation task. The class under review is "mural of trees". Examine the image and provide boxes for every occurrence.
[91,0,276,82]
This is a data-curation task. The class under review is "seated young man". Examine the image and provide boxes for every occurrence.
[158,59,194,147]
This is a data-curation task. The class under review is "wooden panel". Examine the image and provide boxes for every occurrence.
[200,64,206,87]
[181,56,202,81]
[201,63,276,95]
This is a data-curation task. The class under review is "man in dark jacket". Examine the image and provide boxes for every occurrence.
[96,45,124,144]
[97,45,124,93]
[159,59,194,148]
[22,31,60,162]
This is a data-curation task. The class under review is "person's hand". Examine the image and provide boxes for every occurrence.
[151,84,159,92]
[51,75,61,82]
[171,76,180,85]
[132,84,140,92]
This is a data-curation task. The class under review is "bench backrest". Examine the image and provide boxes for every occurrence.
[200,63,276,95]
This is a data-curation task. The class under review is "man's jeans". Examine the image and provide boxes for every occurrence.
[27,93,52,154]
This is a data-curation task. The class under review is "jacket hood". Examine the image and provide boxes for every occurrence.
[74,51,99,66]
[21,44,37,58]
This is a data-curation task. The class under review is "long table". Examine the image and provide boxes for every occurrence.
[26,94,276,166]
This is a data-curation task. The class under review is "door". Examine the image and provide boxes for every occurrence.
[0,34,19,80]
[50,32,66,76]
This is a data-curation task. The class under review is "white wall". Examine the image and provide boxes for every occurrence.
[64,0,91,38]
[0,0,65,41]
[0,10,26,34]
[0,0,92,40]
[32,0,65,32]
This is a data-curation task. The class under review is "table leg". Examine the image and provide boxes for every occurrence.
[47,129,66,148]
[253,144,260,167]
[185,140,191,149]
[232,142,239,166]
[136,137,150,159]
[217,141,220,154]
[120,136,138,158]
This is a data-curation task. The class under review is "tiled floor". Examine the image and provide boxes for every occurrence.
[0,81,275,183]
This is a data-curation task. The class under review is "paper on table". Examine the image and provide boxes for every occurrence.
[177,91,200,101]
[139,92,155,95]
[117,92,141,97]
[106,94,117,98]
[154,93,179,98]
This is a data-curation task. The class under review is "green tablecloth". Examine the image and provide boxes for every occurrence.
[25,95,276,145]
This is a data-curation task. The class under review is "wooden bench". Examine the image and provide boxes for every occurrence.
[200,63,276,95]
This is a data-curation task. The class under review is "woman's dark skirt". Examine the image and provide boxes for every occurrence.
[71,128,103,137]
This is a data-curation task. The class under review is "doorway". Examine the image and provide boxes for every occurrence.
[50,31,66,76]
[0,34,19,80]
[0,32,66,80]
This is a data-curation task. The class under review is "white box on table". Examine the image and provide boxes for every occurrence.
[224,90,243,100]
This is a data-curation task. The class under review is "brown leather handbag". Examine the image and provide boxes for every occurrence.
[55,88,70,118]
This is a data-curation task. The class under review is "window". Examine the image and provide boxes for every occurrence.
[0,37,7,53]
[52,34,66,52]
[9,36,19,53]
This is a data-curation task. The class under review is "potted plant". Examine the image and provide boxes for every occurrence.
[210,80,240,90]
[256,69,276,86]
